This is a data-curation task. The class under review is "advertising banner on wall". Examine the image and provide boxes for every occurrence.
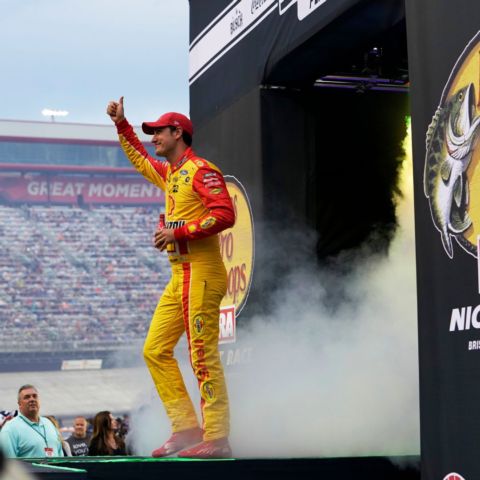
[405,1,480,479]
[218,176,255,344]
[0,173,165,205]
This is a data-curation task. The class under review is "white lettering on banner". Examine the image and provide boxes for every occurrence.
[466,306,472,329]
[297,0,327,20]
[87,182,162,199]
[219,347,253,366]
[116,184,130,197]
[450,305,480,331]
[74,183,85,195]
[27,181,87,197]
[189,0,329,84]
[130,184,140,198]
[450,307,465,331]
[51,182,63,196]
[103,184,115,197]
[226,347,251,366]
[88,183,102,197]
[219,305,236,344]
[63,183,73,196]
[27,181,47,196]
[189,0,277,84]
[5,175,163,202]
[473,305,480,329]
[469,340,480,350]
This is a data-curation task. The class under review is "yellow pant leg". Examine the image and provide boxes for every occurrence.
[182,261,230,441]
[143,273,199,432]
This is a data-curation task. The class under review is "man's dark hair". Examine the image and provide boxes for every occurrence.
[168,126,192,147]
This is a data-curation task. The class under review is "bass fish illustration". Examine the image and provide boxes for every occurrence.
[424,83,480,258]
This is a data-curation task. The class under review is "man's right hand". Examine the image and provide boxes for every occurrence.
[106,96,125,124]
[154,228,175,251]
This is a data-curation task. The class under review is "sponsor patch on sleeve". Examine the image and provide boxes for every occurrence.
[200,217,217,229]
[204,180,222,188]
[203,173,220,187]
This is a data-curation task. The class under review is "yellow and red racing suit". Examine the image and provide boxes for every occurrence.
[116,119,235,441]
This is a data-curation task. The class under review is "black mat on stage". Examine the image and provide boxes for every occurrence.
[23,455,420,480]
[22,461,87,479]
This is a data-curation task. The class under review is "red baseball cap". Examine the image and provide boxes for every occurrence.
[142,112,194,137]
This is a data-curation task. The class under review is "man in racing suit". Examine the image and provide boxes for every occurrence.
[107,97,234,458]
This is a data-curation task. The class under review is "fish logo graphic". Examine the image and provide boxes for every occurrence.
[424,31,480,259]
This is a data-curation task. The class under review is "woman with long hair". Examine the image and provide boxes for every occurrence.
[45,415,72,457]
[88,411,126,456]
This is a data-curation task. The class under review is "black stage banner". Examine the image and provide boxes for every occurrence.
[406,2,480,479]
[189,0,404,126]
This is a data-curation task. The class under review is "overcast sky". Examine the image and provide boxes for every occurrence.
[0,0,189,125]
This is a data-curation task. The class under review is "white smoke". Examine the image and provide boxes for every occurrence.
[228,224,419,457]
[127,128,420,458]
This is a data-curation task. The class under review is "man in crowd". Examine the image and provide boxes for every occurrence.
[0,385,63,458]
[65,416,90,456]
[0,412,16,431]
[106,97,235,458]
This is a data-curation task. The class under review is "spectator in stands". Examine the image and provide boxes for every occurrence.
[45,416,71,456]
[115,417,125,441]
[0,412,16,432]
[86,417,94,436]
[66,416,90,456]
[0,385,63,458]
[117,413,129,440]
[0,203,171,353]
[88,411,126,456]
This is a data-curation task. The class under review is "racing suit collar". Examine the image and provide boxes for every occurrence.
[171,147,196,172]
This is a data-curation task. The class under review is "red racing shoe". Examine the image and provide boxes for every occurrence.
[177,437,232,459]
[152,427,203,458]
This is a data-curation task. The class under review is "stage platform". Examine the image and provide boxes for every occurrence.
[22,461,87,480]
[20,455,420,480]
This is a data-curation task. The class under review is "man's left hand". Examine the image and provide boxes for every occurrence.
[154,229,175,251]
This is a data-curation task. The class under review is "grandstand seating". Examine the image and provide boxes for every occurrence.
[0,204,170,351]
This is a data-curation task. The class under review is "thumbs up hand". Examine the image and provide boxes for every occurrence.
[106,96,125,124]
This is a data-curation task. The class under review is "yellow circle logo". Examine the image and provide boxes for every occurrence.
[424,31,480,258]
[201,381,216,402]
[220,177,254,315]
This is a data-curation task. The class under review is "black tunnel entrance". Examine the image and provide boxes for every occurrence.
[190,0,409,313]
